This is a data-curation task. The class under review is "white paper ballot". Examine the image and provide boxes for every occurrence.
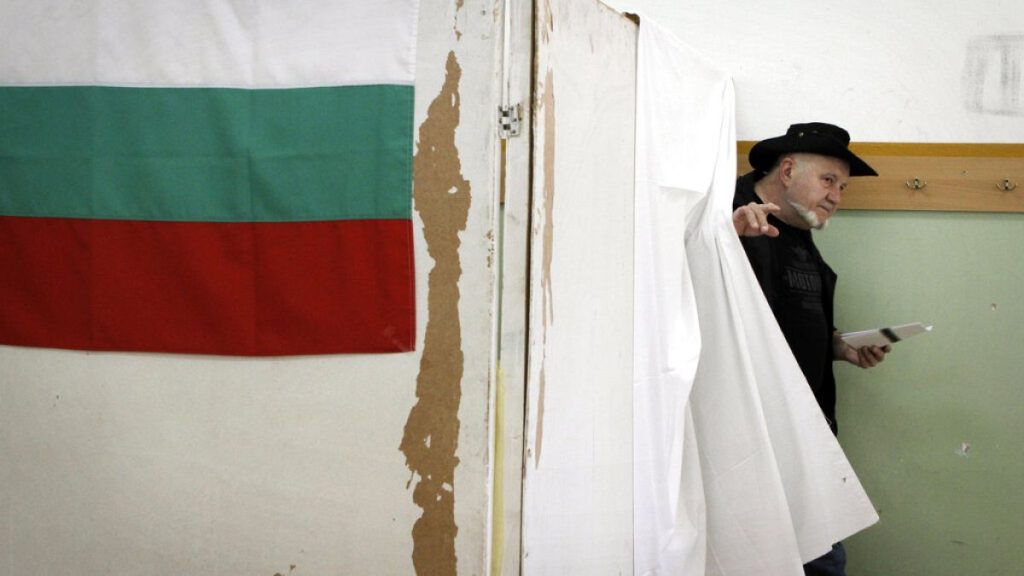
[840,322,933,348]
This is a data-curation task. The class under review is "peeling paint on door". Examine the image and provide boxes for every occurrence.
[541,69,556,331]
[453,0,464,41]
[400,50,470,576]
[540,0,554,44]
[534,69,556,469]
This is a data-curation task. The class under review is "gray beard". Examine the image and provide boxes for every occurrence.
[787,199,828,230]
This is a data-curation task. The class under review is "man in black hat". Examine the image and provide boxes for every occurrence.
[731,122,889,576]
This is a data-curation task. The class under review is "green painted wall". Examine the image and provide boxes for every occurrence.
[816,209,1024,576]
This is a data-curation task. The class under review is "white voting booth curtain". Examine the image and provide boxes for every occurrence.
[633,19,879,576]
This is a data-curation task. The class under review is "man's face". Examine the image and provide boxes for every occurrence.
[779,153,851,230]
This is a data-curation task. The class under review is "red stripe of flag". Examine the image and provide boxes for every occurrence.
[0,216,414,355]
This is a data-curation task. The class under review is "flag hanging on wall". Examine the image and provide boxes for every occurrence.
[0,1,419,356]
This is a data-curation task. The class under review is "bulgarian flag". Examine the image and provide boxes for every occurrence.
[0,1,418,356]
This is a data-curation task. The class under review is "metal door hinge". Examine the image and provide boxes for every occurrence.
[499,103,522,139]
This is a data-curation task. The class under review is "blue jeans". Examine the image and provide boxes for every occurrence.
[803,542,847,576]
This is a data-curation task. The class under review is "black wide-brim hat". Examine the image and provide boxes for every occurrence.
[748,122,878,177]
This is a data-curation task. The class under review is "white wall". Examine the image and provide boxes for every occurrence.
[607,0,1024,143]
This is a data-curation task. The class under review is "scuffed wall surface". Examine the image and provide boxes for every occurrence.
[819,212,1024,576]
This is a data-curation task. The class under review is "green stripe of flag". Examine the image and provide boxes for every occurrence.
[0,84,412,222]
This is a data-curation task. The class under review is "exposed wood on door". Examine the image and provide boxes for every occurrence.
[401,50,471,576]
[533,69,556,469]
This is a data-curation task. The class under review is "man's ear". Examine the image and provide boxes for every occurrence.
[778,155,797,185]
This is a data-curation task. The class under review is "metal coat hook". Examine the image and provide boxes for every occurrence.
[905,178,927,190]
[997,179,1017,192]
